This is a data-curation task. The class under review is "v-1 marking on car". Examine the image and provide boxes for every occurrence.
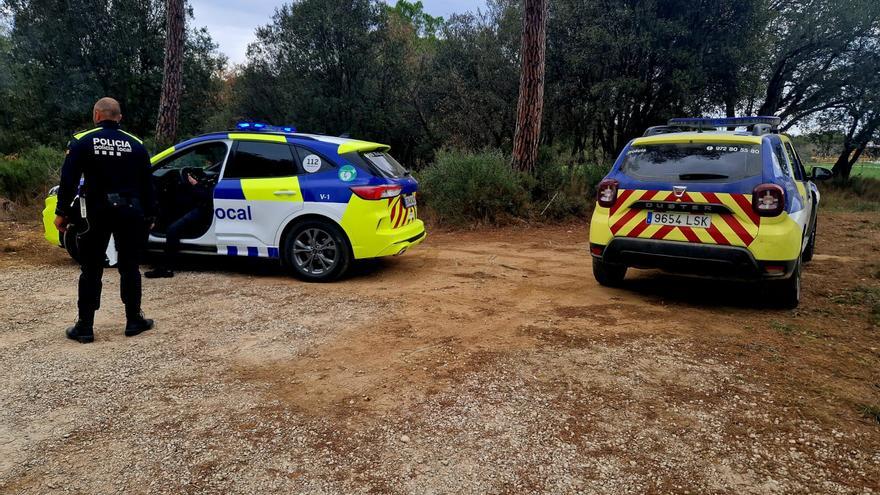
[43,123,426,281]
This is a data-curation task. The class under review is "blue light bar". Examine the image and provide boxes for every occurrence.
[235,121,296,133]
[668,116,780,129]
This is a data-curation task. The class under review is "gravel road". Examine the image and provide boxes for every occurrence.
[1,213,879,494]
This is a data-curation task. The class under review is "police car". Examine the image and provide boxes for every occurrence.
[588,117,832,308]
[43,123,426,281]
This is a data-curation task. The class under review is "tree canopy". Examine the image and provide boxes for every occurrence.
[0,0,226,150]
[1,0,879,179]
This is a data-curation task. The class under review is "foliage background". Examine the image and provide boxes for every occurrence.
[1,0,879,218]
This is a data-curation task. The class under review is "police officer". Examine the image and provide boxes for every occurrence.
[54,97,156,343]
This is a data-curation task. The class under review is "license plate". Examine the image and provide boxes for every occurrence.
[647,211,711,228]
[403,194,417,208]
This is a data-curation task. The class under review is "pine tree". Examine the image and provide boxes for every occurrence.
[155,0,186,147]
[511,0,548,173]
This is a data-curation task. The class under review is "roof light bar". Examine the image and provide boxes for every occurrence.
[235,122,297,133]
[667,116,781,130]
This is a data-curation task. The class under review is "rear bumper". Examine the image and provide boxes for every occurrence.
[358,220,426,258]
[593,238,796,280]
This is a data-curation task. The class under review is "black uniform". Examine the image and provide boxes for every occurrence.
[145,175,213,278]
[165,178,213,260]
[56,120,156,324]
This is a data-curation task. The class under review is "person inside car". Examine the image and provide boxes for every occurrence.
[145,168,214,278]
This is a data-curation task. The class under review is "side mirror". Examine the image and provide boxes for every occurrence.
[810,166,833,181]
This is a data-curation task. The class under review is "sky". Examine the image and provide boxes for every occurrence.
[189,0,486,65]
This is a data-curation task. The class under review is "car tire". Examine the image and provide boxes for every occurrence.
[282,219,351,282]
[768,257,801,309]
[593,258,627,287]
[802,218,816,263]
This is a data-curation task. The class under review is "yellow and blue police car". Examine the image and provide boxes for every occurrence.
[588,117,832,308]
[43,123,426,281]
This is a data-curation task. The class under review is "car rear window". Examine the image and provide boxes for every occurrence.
[621,142,762,182]
[361,151,409,178]
[340,150,411,179]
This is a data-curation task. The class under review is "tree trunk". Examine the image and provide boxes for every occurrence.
[511,0,548,173]
[832,146,855,180]
[155,0,185,147]
[757,61,787,116]
[833,141,867,181]
[849,143,866,167]
[724,96,736,118]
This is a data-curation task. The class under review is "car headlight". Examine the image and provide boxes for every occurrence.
[47,185,59,197]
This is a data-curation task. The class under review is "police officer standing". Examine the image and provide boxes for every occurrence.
[54,97,156,343]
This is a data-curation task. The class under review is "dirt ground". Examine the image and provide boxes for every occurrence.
[1,211,879,494]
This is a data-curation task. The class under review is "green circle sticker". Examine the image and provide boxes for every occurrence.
[338,164,357,182]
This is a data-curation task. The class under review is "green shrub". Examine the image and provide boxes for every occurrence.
[531,146,609,219]
[0,146,64,203]
[418,149,529,225]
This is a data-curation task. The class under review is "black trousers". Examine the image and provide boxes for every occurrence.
[77,207,147,321]
[163,207,211,265]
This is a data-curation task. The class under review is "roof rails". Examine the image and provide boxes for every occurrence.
[663,116,781,136]
[644,124,715,136]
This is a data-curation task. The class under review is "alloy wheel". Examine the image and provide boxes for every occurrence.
[292,228,338,275]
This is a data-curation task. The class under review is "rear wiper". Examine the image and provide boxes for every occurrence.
[678,173,729,180]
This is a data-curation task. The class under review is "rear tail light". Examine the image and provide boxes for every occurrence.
[350,185,403,200]
[597,179,619,207]
[590,244,605,256]
[752,184,785,217]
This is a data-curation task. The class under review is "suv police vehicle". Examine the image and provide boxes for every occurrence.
[43,123,426,281]
[588,116,832,308]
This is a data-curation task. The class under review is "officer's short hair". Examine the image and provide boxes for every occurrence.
[94,97,121,119]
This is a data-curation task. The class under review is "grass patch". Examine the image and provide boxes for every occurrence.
[831,285,880,306]
[771,320,797,335]
[770,320,824,339]
[851,162,880,180]
[871,303,880,327]
[858,403,880,424]
[830,286,880,327]
[814,176,880,212]
[808,161,880,180]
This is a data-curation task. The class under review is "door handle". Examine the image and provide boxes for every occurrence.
[273,190,298,196]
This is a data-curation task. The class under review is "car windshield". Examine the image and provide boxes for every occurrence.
[621,142,762,182]
[361,151,409,178]
[161,142,228,172]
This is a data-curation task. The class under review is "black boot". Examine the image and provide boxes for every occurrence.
[66,319,94,344]
[125,312,154,337]
[144,267,174,278]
